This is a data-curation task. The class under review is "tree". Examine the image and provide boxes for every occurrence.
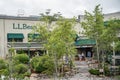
[40,9,62,24]
[46,19,77,59]
[32,10,62,43]
[46,18,77,78]
[33,10,77,60]
[32,10,77,78]
[81,4,120,69]
[100,19,120,58]
[100,19,120,50]
[81,4,104,65]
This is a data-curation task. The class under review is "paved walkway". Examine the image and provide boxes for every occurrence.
[67,61,90,80]
[30,61,113,80]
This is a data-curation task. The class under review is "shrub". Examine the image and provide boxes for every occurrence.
[31,56,39,69]
[0,69,9,76]
[119,66,120,74]
[89,69,100,75]
[12,63,29,79]
[75,55,79,60]
[31,55,54,75]
[14,64,28,74]
[13,54,29,64]
[0,58,9,76]
[0,59,8,70]
[24,71,31,77]
[104,65,110,76]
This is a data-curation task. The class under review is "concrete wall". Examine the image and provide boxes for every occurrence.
[0,19,5,57]
[0,19,40,57]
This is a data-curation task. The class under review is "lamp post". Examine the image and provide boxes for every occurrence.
[110,67,113,80]
[111,42,115,66]
[110,42,116,80]
[7,45,13,79]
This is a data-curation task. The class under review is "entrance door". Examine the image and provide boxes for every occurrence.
[86,51,92,57]
[76,47,93,57]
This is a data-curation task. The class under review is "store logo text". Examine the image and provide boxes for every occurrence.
[13,23,33,29]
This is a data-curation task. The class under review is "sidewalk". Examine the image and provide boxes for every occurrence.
[30,60,114,80]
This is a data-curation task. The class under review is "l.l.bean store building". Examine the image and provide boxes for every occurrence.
[0,16,42,57]
[0,12,120,61]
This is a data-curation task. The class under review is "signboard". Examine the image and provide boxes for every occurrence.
[13,23,33,29]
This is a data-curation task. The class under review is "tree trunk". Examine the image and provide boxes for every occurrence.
[96,39,100,69]
[54,52,58,80]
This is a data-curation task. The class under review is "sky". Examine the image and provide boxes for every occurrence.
[0,0,120,18]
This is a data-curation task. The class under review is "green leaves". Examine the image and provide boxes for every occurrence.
[14,64,28,74]
[0,58,9,76]
[0,59,8,70]
[31,55,54,75]
[82,4,104,39]
[13,54,29,64]
[32,13,77,76]
[100,19,120,50]
[89,69,100,75]
[45,18,77,59]
[81,4,120,51]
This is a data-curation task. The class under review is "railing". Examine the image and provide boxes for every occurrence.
[7,42,44,49]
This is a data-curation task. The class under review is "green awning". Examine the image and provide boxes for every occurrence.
[75,39,96,46]
[7,33,24,38]
[28,33,40,39]
[104,21,108,26]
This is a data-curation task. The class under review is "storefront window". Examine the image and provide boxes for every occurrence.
[115,51,120,55]
[115,59,120,66]
[7,38,23,42]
